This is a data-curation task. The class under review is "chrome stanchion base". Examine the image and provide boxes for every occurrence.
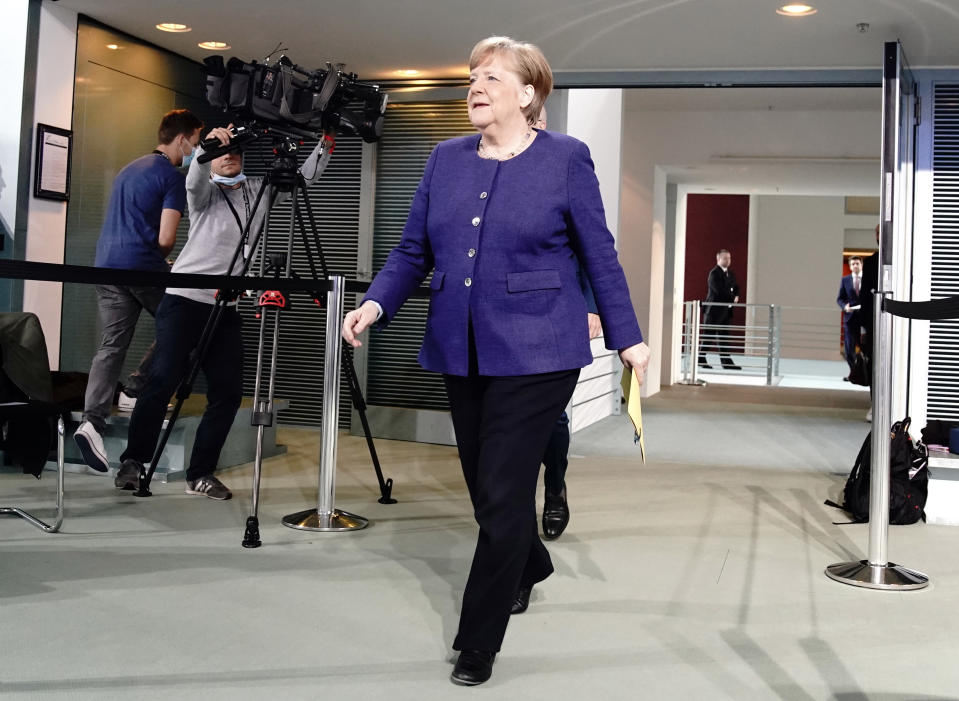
[282,508,369,532]
[678,379,707,386]
[825,560,929,590]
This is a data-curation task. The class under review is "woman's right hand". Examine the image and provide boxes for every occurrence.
[342,300,381,347]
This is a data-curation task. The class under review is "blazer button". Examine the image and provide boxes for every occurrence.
[465,277,472,287]
[471,216,481,226]
[468,248,476,258]
[480,192,488,199]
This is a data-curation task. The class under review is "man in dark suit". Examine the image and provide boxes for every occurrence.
[837,255,864,378]
[699,248,741,370]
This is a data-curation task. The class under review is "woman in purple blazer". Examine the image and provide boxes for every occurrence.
[343,36,650,685]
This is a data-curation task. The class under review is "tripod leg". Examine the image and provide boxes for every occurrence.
[243,306,274,548]
[294,181,395,505]
[244,186,292,546]
[343,345,396,504]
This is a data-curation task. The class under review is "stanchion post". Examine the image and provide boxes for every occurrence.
[682,300,706,386]
[772,306,782,378]
[825,291,927,589]
[869,290,893,566]
[766,304,775,386]
[282,275,369,532]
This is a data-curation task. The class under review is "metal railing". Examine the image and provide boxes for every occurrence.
[680,301,844,386]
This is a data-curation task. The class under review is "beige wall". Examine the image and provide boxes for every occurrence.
[24,0,78,369]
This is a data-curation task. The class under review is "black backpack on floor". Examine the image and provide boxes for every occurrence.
[826,418,928,525]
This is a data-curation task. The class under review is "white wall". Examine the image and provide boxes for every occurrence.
[24,0,77,368]
[750,195,846,361]
[565,88,625,431]
[0,1,31,247]
[750,195,875,309]
[566,89,623,245]
[620,101,881,393]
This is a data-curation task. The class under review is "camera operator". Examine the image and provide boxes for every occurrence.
[114,125,334,498]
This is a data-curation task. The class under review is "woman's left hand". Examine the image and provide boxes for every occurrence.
[619,342,651,375]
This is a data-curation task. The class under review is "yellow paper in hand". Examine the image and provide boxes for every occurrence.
[620,367,646,463]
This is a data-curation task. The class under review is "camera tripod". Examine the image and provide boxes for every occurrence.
[132,135,397,549]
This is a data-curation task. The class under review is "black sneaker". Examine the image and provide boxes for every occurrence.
[115,459,141,491]
[185,475,232,500]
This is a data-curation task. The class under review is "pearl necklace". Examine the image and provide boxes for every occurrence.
[478,130,532,160]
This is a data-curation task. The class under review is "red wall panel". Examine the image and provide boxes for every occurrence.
[684,194,750,330]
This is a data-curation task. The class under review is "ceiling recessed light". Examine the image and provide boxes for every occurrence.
[777,4,817,16]
[198,41,231,51]
[395,69,421,77]
[106,44,120,50]
[156,23,191,32]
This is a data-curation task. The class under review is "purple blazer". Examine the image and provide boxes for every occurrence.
[364,130,643,377]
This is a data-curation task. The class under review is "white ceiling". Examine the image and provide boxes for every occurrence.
[55,0,959,81]
[665,159,880,196]
[625,86,880,111]
[625,88,882,195]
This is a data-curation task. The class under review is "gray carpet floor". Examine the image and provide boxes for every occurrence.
[2,384,956,700]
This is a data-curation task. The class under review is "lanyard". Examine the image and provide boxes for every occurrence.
[219,182,251,237]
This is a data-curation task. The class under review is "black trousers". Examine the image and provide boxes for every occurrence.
[120,294,243,481]
[843,314,862,370]
[542,411,570,496]
[700,310,733,361]
[444,368,579,652]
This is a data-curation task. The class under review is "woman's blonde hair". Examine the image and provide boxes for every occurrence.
[469,36,553,125]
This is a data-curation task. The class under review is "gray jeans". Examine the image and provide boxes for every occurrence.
[82,284,164,432]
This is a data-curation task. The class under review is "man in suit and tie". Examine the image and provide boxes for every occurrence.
[699,249,741,370]
[837,255,864,380]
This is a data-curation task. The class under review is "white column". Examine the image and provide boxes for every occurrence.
[23,1,78,369]
[0,1,31,257]
[565,89,628,431]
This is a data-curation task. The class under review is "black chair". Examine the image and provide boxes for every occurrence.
[0,402,65,532]
[0,312,70,533]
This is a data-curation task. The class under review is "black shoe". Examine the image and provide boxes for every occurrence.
[115,459,141,491]
[843,375,850,382]
[698,356,711,369]
[542,491,569,540]
[721,359,742,371]
[451,650,496,686]
[511,586,532,614]
[185,474,232,500]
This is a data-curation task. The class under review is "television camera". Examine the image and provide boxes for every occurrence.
[202,53,388,156]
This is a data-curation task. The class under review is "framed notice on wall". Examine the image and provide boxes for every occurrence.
[34,123,73,201]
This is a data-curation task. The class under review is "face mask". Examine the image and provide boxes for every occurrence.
[212,172,247,187]
[179,139,195,168]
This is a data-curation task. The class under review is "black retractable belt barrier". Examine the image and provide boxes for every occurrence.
[0,259,429,298]
[883,296,959,320]
[0,257,431,536]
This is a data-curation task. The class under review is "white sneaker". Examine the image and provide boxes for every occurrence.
[74,421,109,472]
[118,391,137,411]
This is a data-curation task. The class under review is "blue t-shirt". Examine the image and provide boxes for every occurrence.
[94,153,186,272]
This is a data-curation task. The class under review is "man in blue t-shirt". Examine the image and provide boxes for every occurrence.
[74,109,204,474]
